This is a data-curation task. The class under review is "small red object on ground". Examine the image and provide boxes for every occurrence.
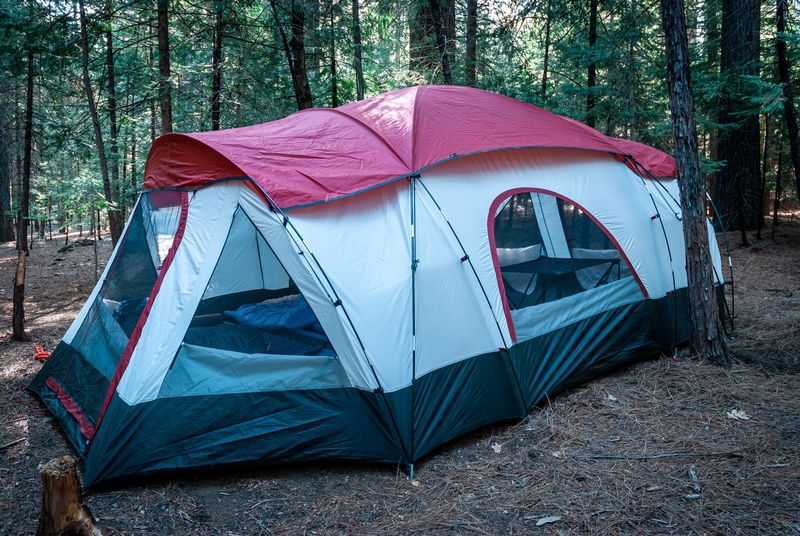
[34,346,51,360]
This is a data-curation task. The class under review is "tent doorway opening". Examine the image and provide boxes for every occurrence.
[159,205,349,398]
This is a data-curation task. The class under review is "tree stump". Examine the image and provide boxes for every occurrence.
[36,456,103,536]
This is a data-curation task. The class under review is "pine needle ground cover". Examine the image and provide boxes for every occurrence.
[0,221,798,535]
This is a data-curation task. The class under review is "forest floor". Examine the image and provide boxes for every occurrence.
[1,217,799,536]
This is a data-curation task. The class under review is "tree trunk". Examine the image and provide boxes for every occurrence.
[79,0,121,248]
[409,0,452,77]
[158,0,173,133]
[269,0,314,110]
[330,6,337,107]
[36,456,102,536]
[289,0,314,109]
[211,1,224,130]
[772,144,783,236]
[757,115,770,241]
[148,41,157,143]
[104,1,123,244]
[352,0,364,99]
[130,125,137,190]
[540,0,551,99]
[714,0,761,243]
[660,0,729,365]
[465,0,477,87]
[12,49,34,342]
[776,0,800,198]
[409,0,434,72]
[428,0,452,84]
[0,80,15,242]
[587,0,598,128]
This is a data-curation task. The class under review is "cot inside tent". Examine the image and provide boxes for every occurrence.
[29,85,725,487]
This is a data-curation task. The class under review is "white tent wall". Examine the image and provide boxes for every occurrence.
[100,150,726,408]
[284,147,719,388]
[413,185,510,378]
[281,180,414,392]
[419,148,698,305]
[414,148,727,358]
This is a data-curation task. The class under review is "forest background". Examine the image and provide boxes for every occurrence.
[0,0,797,250]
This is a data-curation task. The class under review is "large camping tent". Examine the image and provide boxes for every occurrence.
[30,85,724,487]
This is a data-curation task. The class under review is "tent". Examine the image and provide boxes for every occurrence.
[30,85,724,487]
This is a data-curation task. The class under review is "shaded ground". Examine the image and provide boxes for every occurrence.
[1,220,798,535]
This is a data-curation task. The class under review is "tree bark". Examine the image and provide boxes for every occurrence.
[714,0,761,243]
[289,0,314,109]
[12,48,34,342]
[540,0,551,99]
[409,0,453,79]
[36,456,102,536]
[79,0,121,247]
[587,0,598,128]
[330,8,338,107]
[211,1,224,130]
[757,114,770,241]
[0,80,15,242]
[352,0,364,99]
[465,0,478,87]
[773,144,783,236]
[157,0,173,133]
[429,0,452,84]
[104,1,123,244]
[270,0,314,110]
[660,0,729,365]
[776,0,800,199]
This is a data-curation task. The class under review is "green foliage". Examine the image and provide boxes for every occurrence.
[0,0,798,236]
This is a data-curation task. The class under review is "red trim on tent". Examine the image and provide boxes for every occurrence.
[143,86,676,209]
[86,191,190,454]
[488,188,649,344]
[45,377,95,440]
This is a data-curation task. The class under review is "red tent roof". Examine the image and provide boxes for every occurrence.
[143,85,676,209]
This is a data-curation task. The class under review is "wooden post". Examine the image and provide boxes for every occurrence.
[36,456,103,536]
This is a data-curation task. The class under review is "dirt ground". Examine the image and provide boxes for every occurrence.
[1,217,799,536]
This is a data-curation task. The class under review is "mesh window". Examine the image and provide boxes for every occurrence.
[494,192,633,310]
[47,190,183,427]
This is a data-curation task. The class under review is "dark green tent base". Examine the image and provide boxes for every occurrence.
[29,290,688,488]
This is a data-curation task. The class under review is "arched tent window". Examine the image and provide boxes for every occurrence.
[491,191,645,343]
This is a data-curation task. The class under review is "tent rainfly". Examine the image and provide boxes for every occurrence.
[30,85,724,487]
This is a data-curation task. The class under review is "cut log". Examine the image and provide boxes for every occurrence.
[36,456,103,536]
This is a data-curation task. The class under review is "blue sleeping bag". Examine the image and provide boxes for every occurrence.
[225,295,323,333]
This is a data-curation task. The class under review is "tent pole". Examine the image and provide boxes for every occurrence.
[416,177,512,350]
[410,175,418,465]
[416,177,527,412]
[260,188,413,463]
[628,159,680,352]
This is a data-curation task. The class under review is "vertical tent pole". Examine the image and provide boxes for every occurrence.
[409,175,418,473]
[416,177,512,350]
[416,177,526,411]
[257,186,412,464]
[628,159,680,352]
